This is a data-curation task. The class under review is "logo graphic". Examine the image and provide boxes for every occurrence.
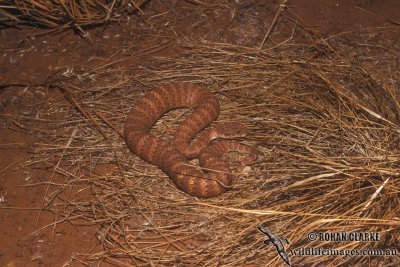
[258,226,291,266]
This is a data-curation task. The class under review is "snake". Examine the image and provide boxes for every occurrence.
[124,83,259,198]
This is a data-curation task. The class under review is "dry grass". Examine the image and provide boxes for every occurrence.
[11,38,400,266]
[4,2,399,265]
[0,0,147,28]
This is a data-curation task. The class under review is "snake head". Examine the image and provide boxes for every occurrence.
[214,122,248,139]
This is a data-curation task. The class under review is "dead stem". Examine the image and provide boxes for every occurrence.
[0,0,147,28]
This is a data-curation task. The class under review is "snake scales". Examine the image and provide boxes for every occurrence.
[124,83,259,198]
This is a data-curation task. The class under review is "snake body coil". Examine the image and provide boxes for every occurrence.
[124,83,258,198]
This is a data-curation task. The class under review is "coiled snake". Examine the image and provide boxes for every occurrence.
[124,83,259,198]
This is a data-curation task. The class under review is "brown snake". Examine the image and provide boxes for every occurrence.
[124,83,259,198]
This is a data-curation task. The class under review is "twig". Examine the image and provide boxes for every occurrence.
[259,0,288,49]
